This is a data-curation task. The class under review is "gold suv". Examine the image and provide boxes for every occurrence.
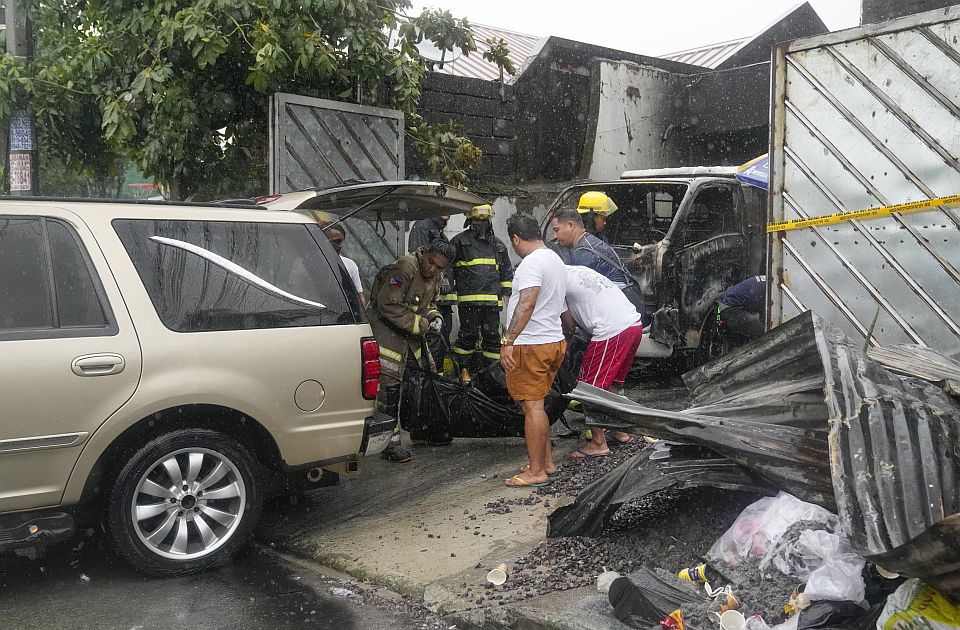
[0,198,393,575]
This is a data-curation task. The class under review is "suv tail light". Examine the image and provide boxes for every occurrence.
[360,337,381,400]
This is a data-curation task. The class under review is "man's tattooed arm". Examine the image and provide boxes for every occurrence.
[502,286,540,344]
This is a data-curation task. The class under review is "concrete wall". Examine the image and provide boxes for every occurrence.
[407,72,516,181]
[581,61,686,180]
[861,0,957,24]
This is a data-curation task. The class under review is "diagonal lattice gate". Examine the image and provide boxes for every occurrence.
[270,93,406,289]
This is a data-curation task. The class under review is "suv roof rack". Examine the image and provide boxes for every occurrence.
[620,166,738,179]
[0,196,265,210]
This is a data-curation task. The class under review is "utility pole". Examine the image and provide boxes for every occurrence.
[4,0,38,195]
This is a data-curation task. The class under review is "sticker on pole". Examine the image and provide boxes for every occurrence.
[9,110,34,151]
[9,154,32,192]
[767,194,960,233]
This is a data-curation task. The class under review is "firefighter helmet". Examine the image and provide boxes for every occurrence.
[576,191,618,216]
[469,204,495,220]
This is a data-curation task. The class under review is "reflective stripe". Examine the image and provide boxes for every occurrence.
[412,314,422,335]
[499,281,512,288]
[440,293,458,301]
[458,294,500,303]
[413,347,422,359]
[482,351,501,360]
[453,346,474,355]
[380,347,403,361]
[455,258,498,267]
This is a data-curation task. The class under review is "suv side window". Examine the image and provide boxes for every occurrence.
[678,185,738,248]
[0,216,115,339]
[113,219,356,332]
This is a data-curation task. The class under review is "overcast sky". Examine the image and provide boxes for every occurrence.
[413,0,861,56]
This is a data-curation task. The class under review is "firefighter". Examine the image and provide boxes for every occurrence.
[450,204,514,381]
[408,214,456,373]
[577,190,619,241]
[367,240,456,462]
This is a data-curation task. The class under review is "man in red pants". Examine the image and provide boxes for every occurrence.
[562,265,644,459]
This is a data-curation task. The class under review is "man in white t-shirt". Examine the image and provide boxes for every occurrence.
[500,213,567,488]
[326,225,366,308]
[562,265,643,458]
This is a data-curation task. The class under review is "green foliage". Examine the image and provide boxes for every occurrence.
[6,0,484,199]
[482,36,516,83]
[407,114,482,190]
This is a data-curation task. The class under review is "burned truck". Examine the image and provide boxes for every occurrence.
[543,167,767,366]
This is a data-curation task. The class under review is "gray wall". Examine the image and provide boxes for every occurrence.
[407,72,516,180]
[862,0,958,23]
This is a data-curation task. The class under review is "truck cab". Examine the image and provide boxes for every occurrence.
[544,167,766,362]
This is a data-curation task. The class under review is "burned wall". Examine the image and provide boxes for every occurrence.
[407,72,516,181]
[581,61,687,180]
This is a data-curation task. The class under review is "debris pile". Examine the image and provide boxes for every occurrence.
[548,312,960,628]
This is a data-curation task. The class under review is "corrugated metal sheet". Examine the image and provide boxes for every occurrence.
[660,37,750,69]
[769,8,960,359]
[571,311,960,599]
[432,23,543,83]
[269,93,406,287]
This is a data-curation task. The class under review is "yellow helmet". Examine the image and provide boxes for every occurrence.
[576,191,618,216]
[469,204,494,220]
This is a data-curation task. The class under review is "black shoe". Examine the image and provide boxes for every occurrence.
[381,443,413,463]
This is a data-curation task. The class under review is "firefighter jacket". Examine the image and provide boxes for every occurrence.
[366,249,442,382]
[450,229,513,308]
[408,216,456,305]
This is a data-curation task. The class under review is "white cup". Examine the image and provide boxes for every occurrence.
[720,610,746,630]
[486,563,508,586]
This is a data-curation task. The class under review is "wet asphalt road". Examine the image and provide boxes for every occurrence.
[0,530,444,630]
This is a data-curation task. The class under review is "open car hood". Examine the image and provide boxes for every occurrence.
[261,181,489,221]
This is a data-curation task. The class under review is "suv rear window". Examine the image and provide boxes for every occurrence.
[114,220,357,332]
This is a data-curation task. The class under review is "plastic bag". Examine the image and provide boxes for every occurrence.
[877,579,960,630]
[608,567,704,628]
[760,528,865,604]
[708,492,839,566]
[796,531,865,605]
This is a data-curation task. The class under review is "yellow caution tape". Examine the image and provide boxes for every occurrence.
[767,194,960,233]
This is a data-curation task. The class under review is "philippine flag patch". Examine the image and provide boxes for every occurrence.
[389,277,405,288]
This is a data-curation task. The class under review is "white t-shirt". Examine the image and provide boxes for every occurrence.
[565,265,640,341]
[340,255,363,295]
[506,247,566,345]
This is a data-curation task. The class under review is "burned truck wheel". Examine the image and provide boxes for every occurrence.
[698,317,733,365]
[107,429,263,576]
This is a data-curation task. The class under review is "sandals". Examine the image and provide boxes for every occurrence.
[606,430,636,445]
[569,448,610,460]
[521,464,558,477]
[505,474,551,488]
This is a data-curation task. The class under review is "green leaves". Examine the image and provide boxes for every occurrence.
[19,0,485,199]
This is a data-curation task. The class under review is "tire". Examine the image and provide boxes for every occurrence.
[106,428,262,577]
[697,317,733,366]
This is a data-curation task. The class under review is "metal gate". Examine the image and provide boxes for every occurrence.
[768,8,960,358]
[269,93,406,287]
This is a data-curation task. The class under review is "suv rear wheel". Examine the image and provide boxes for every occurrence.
[107,429,262,576]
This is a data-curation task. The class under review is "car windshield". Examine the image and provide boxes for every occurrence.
[553,183,688,247]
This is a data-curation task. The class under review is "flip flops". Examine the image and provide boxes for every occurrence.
[569,448,610,461]
[521,464,558,477]
[505,475,551,488]
[606,431,636,445]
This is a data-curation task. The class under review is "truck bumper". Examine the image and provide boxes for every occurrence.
[0,511,75,553]
[360,412,396,456]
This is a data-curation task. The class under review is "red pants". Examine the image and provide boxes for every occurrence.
[578,323,644,390]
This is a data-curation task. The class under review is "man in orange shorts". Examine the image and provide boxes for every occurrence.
[500,214,568,488]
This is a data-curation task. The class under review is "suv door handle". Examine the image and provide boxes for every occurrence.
[72,353,126,377]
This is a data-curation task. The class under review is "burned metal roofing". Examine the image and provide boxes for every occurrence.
[430,23,543,84]
[566,311,960,599]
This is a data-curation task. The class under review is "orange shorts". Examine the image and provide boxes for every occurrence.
[505,340,567,401]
